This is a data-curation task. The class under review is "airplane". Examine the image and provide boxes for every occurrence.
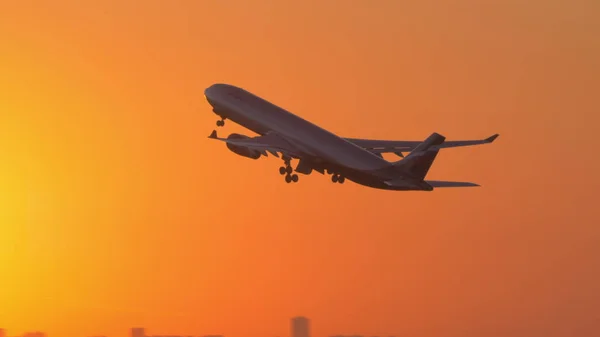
[204,83,498,191]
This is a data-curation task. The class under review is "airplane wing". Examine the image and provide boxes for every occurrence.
[208,130,303,158]
[345,134,499,156]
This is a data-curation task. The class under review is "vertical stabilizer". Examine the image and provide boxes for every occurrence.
[394,133,445,180]
[405,132,446,156]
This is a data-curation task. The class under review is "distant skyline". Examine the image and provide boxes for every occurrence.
[0,332,46,337]
[1,317,396,337]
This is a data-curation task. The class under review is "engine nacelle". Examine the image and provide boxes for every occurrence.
[226,133,261,160]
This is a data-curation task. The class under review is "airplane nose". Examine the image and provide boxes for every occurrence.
[204,85,216,98]
[204,83,237,103]
[204,85,221,104]
[204,83,229,99]
[205,84,231,108]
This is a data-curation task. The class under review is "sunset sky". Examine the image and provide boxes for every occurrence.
[1,1,599,337]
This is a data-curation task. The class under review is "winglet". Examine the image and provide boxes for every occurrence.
[486,134,499,143]
[209,130,218,139]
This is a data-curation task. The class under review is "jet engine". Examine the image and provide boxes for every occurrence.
[226,133,261,159]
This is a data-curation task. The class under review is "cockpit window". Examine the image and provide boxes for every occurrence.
[228,92,244,101]
[221,86,241,99]
[225,88,269,109]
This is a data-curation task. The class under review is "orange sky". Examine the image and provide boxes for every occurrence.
[1,1,599,337]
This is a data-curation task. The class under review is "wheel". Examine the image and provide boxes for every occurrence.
[332,175,338,183]
[291,174,299,182]
[285,166,293,174]
[338,176,345,184]
[279,167,286,175]
[285,174,292,183]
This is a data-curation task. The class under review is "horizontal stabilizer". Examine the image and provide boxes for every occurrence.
[426,180,480,188]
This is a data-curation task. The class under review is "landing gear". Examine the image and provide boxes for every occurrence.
[216,117,226,127]
[331,174,345,184]
[280,156,298,183]
[285,173,299,183]
[279,165,293,175]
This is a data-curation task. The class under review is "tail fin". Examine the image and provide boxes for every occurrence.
[393,132,445,180]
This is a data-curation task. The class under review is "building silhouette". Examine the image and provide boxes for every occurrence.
[0,330,47,337]
[21,333,46,337]
[130,327,222,337]
[331,335,394,337]
[291,317,310,337]
[131,328,146,337]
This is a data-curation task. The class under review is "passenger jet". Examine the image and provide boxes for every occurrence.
[205,83,498,191]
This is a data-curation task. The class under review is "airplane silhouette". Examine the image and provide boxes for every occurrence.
[205,83,498,191]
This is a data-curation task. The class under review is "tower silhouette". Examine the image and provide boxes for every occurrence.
[291,317,310,337]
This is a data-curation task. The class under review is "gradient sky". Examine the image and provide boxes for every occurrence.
[1,1,599,337]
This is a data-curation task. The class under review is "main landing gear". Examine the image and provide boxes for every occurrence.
[279,156,298,183]
[216,117,226,127]
[331,174,345,184]
[326,169,345,184]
